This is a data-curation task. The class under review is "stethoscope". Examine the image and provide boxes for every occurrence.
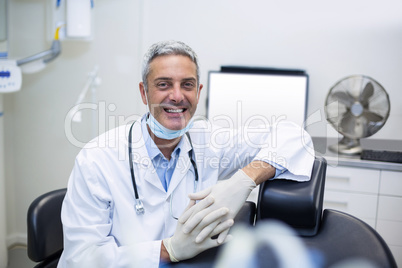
[128,121,199,219]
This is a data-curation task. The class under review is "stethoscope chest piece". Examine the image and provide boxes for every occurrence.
[135,199,145,215]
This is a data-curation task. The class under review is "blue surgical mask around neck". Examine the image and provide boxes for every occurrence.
[146,112,194,140]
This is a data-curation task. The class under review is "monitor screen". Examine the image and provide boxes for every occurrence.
[206,70,308,129]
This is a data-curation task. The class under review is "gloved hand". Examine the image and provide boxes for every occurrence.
[163,196,234,262]
[184,169,256,244]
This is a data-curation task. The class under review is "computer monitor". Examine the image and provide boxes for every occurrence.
[206,68,308,128]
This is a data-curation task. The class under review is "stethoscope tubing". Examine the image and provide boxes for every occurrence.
[128,122,141,200]
[128,120,199,216]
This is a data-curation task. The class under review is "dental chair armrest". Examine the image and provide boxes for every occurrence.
[256,156,327,236]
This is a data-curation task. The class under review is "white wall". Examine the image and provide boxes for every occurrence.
[0,95,7,268]
[141,0,402,140]
[4,0,402,246]
[5,0,144,245]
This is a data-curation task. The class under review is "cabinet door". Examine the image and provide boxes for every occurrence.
[326,166,380,194]
[377,173,402,267]
[323,190,377,228]
[380,171,402,196]
[377,196,402,222]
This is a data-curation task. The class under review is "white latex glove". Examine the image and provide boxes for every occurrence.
[184,169,256,244]
[163,196,234,262]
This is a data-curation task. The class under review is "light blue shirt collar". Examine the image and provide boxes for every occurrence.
[141,116,185,160]
[141,116,190,191]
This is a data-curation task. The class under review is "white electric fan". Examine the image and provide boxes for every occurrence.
[325,75,390,155]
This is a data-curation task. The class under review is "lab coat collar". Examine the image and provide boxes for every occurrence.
[128,116,151,166]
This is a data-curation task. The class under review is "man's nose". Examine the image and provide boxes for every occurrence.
[170,83,184,103]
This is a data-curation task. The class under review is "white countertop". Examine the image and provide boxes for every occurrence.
[312,137,402,172]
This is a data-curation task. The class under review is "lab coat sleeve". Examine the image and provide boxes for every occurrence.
[217,120,315,182]
[58,155,161,268]
[253,120,315,181]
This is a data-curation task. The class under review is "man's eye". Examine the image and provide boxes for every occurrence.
[157,82,169,88]
[183,82,195,88]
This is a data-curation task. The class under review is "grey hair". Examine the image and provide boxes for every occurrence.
[141,40,200,91]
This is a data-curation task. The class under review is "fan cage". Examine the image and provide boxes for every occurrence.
[324,75,390,139]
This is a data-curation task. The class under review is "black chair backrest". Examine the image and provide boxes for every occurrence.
[257,156,327,236]
[27,188,66,265]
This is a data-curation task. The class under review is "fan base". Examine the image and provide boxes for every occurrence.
[329,137,362,155]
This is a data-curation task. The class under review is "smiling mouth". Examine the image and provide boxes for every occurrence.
[164,108,187,113]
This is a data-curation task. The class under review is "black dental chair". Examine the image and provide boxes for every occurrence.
[27,157,397,268]
[27,188,66,268]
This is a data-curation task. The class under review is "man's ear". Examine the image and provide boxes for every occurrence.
[196,84,203,103]
[139,82,148,105]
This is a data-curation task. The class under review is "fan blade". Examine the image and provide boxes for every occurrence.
[362,111,385,136]
[359,82,374,107]
[362,110,383,122]
[332,91,354,108]
[339,111,357,135]
[339,111,368,137]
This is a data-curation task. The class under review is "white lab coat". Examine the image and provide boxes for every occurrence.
[58,114,315,268]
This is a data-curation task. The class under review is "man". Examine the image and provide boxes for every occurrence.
[58,40,314,267]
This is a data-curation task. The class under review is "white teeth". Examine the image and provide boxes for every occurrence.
[166,109,184,113]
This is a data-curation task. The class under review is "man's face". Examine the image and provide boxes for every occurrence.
[140,55,203,131]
